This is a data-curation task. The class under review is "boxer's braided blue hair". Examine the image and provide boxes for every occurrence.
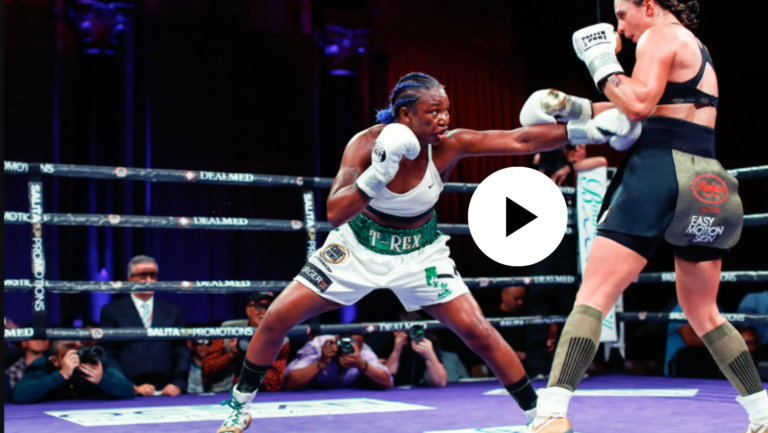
[375,72,444,124]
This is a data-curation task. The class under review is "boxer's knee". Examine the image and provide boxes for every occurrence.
[256,310,295,340]
[574,287,616,317]
[682,304,725,336]
[461,319,500,356]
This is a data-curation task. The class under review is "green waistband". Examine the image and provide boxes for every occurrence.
[347,212,441,255]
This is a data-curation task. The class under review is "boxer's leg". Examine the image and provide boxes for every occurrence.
[423,294,538,422]
[218,282,341,433]
[675,253,768,432]
[239,282,341,391]
[530,235,648,432]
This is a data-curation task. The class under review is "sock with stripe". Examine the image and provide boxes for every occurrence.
[547,304,602,392]
[704,322,768,429]
[703,322,764,397]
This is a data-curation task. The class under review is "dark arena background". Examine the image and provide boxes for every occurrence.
[4,1,768,432]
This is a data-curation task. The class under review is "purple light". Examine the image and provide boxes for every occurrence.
[329,69,355,76]
[357,47,365,53]
[340,305,357,324]
[73,318,84,328]
[93,268,109,282]
[325,44,339,55]
[83,48,116,55]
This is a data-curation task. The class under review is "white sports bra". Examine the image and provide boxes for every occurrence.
[368,145,444,218]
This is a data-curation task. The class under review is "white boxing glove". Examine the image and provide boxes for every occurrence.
[356,123,421,198]
[519,89,593,126]
[572,23,624,89]
[566,108,641,151]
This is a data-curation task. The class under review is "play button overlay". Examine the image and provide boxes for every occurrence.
[506,197,537,236]
[468,167,568,267]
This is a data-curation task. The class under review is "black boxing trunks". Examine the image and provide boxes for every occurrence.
[596,116,743,261]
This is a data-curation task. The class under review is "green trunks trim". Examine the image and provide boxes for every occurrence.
[347,212,441,256]
[427,266,451,298]
[426,266,439,286]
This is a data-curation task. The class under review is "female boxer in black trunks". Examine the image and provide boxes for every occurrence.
[522,1,760,432]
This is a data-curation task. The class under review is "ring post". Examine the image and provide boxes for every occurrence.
[301,184,319,261]
[28,164,48,339]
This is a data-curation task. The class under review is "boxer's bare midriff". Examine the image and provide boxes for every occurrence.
[650,104,717,128]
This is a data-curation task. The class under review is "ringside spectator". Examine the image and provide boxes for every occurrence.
[188,339,212,393]
[738,290,768,346]
[5,339,49,389]
[100,255,189,396]
[203,292,289,392]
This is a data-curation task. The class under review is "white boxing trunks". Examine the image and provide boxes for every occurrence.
[294,212,469,312]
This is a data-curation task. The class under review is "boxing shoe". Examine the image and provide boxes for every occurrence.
[745,423,768,433]
[217,387,255,433]
[527,388,574,433]
[525,416,573,433]
[738,391,768,433]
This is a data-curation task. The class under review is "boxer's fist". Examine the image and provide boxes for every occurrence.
[572,23,624,89]
[566,108,641,150]
[356,124,421,197]
[519,89,593,126]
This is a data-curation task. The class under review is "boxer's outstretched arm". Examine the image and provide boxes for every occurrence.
[451,125,570,158]
[601,26,676,121]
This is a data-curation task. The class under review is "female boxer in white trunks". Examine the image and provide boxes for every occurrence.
[217,72,639,433]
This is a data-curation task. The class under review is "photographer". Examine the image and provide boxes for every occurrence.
[283,335,392,391]
[13,341,135,404]
[384,313,447,388]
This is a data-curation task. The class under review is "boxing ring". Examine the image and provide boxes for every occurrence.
[1,376,755,432]
[4,160,768,432]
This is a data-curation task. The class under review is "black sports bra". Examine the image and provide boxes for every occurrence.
[657,38,718,108]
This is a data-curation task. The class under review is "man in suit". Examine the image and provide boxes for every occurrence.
[100,255,189,397]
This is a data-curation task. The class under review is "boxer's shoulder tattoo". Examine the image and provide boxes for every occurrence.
[340,165,360,187]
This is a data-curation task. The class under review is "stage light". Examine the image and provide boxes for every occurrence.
[67,0,132,56]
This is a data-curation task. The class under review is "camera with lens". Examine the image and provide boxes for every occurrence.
[407,324,425,343]
[77,346,105,365]
[335,337,355,355]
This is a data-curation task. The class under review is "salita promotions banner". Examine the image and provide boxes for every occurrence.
[576,166,618,342]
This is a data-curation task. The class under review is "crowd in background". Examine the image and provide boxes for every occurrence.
[6,250,766,404]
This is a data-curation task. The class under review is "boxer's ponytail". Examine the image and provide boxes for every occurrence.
[632,0,700,29]
[679,1,700,29]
